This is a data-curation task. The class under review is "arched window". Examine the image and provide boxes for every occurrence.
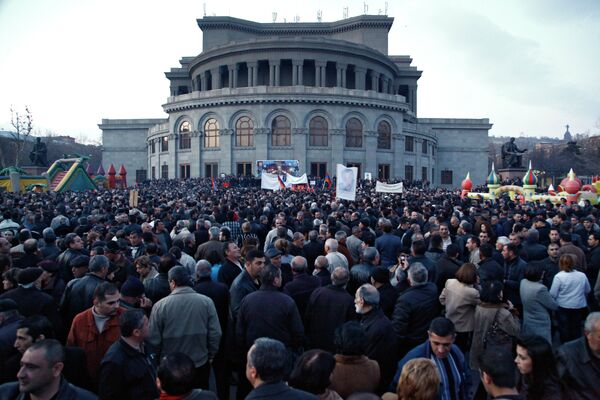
[179,121,191,149]
[309,116,328,147]
[203,118,219,148]
[271,116,291,146]
[377,120,391,149]
[235,116,254,147]
[345,118,362,148]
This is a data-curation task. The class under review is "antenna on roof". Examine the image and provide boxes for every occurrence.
[272,12,277,22]
[343,6,348,19]
[317,10,322,22]
[363,2,368,14]
[203,2,206,16]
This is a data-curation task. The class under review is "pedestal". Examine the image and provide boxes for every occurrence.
[498,168,526,181]
[21,166,48,176]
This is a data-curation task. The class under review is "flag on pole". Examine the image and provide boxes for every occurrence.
[277,175,286,190]
[323,174,332,190]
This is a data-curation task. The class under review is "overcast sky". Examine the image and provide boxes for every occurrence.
[1,0,598,143]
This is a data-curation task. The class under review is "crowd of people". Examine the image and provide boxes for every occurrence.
[0,176,599,400]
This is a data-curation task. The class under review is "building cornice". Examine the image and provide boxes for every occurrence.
[162,86,410,114]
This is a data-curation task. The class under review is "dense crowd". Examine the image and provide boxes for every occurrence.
[0,177,599,400]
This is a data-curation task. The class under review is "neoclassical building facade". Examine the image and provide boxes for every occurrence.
[100,15,491,186]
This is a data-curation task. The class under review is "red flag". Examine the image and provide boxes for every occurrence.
[323,174,332,190]
[277,175,286,190]
[211,177,216,192]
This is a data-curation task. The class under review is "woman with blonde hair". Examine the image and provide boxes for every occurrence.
[382,358,440,400]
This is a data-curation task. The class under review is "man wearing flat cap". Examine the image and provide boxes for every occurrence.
[38,260,66,305]
[265,247,293,289]
[120,276,152,313]
[0,268,62,338]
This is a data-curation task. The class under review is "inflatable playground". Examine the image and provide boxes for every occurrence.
[0,157,129,193]
[462,162,600,205]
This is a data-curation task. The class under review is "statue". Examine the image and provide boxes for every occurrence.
[29,138,48,167]
[501,138,527,168]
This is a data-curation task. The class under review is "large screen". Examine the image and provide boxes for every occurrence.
[256,160,300,176]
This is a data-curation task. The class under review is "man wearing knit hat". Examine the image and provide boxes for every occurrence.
[120,276,152,312]
[38,260,65,305]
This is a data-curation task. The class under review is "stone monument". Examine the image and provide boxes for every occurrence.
[499,137,527,180]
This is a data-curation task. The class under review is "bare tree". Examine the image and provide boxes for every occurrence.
[9,105,33,167]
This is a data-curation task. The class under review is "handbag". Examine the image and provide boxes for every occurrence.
[483,309,515,352]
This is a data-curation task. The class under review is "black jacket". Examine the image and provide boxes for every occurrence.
[56,248,86,282]
[303,239,324,273]
[218,259,244,288]
[98,338,159,400]
[283,273,321,322]
[313,269,331,287]
[230,270,259,320]
[305,285,356,352]
[0,377,96,400]
[538,257,559,290]
[246,381,318,400]
[556,336,600,400]
[478,257,504,283]
[522,241,547,262]
[0,287,61,334]
[236,286,304,352]
[60,273,105,324]
[194,278,230,335]
[360,308,398,393]
[377,282,399,319]
[392,282,439,344]
[409,255,436,283]
[434,255,462,294]
[144,273,170,304]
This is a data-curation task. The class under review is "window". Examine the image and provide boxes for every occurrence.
[236,116,254,147]
[347,162,361,178]
[161,165,168,179]
[377,121,391,149]
[204,118,219,148]
[405,165,413,181]
[422,167,428,181]
[345,118,362,148]
[151,166,156,180]
[179,121,191,150]
[150,140,155,154]
[160,136,169,152]
[309,116,328,147]
[405,136,414,152]
[271,116,291,146]
[205,163,218,178]
[378,164,390,180]
[237,162,252,177]
[180,164,190,179]
[441,170,453,185]
[422,139,428,154]
[310,163,327,178]
[135,169,147,182]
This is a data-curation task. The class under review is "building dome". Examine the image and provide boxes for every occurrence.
[486,163,500,185]
[522,161,538,186]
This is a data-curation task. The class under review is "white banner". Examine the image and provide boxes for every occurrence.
[375,181,404,193]
[260,173,282,191]
[336,164,358,201]
[285,173,308,187]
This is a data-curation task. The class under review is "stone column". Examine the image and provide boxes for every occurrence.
[381,76,388,94]
[364,130,378,176]
[292,128,308,168]
[411,85,418,114]
[393,133,404,179]
[355,67,366,90]
[336,63,347,88]
[228,64,238,88]
[371,71,380,92]
[415,138,423,179]
[247,62,258,86]
[315,61,326,87]
[200,73,207,92]
[292,59,303,85]
[254,128,269,160]
[211,67,220,90]
[269,60,280,86]
[219,129,233,175]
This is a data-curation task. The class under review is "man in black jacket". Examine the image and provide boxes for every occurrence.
[99,309,159,400]
[434,244,462,294]
[56,233,86,283]
[283,256,321,322]
[370,267,398,319]
[392,263,439,359]
[356,283,397,394]
[218,241,244,288]
[60,255,108,327]
[408,240,436,283]
[0,339,96,399]
[478,243,504,284]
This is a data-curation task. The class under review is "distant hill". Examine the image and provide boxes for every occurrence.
[0,135,102,171]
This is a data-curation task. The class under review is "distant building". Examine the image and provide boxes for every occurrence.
[563,124,572,142]
[100,15,491,186]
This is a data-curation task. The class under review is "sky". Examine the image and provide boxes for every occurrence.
[1,0,599,144]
